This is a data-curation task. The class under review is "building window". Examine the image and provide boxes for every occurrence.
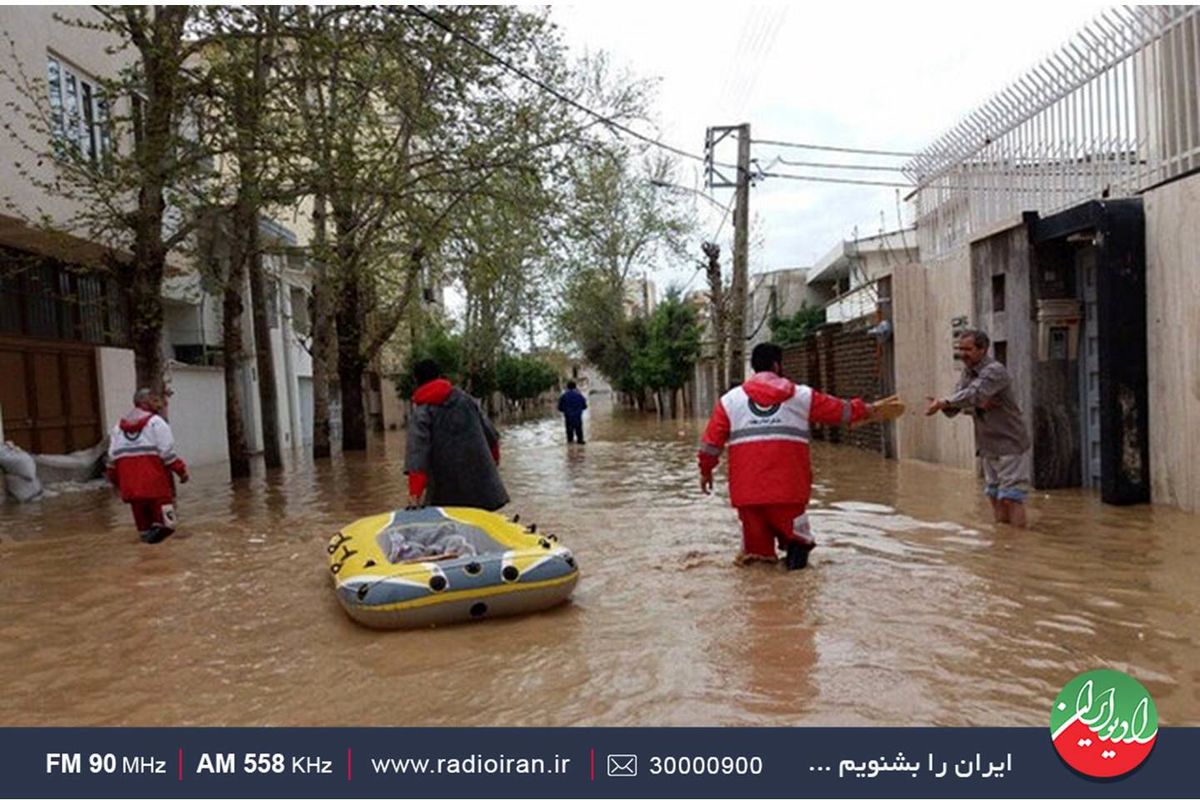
[994,340,1008,365]
[266,279,280,329]
[992,274,1006,312]
[0,247,129,346]
[289,286,310,337]
[46,54,111,166]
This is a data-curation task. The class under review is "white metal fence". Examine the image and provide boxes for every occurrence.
[905,6,1200,259]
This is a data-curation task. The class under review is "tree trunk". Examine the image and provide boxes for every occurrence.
[338,358,367,452]
[221,241,252,480]
[124,7,188,397]
[336,259,368,451]
[248,242,283,469]
[236,14,282,470]
[128,258,165,394]
[703,242,727,394]
[310,193,333,459]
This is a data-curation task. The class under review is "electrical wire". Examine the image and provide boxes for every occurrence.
[753,138,922,158]
[410,6,730,168]
[710,194,736,241]
[773,156,907,173]
[758,171,914,188]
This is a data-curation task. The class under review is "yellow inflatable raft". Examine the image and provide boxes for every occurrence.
[328,506,579,629]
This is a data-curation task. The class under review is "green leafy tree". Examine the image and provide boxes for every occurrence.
[769,303,826,346]
[627,289,701,415]
[396,322,465,399]
[556,148,695,397]
[496,353,559,404]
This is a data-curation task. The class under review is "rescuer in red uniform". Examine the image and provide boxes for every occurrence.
[106,388,189,544]
[699,343,881,569]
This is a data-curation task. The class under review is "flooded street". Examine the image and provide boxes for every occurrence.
[2,397,1199,727]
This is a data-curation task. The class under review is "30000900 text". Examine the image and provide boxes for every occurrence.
[648,755,764,776]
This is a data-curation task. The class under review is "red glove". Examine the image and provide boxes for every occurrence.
[407,470,428,498]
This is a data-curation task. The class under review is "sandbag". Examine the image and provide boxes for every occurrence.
[33,438,107,484]
[0,442,43,502]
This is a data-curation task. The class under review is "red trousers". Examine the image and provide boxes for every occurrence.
[129,499,176,534]
[736,503,814,558]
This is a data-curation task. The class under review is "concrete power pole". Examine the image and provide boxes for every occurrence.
[706,123,752,384]
[728,123,750,383]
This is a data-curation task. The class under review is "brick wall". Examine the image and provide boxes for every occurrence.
[781,319,888,453]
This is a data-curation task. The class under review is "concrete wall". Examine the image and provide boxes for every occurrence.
[1145,172,1200,513]
[892,253,976,469]
[970,223,1036,454]
[379,378,404,431]
[95,346,136,435]
[164,363,228,467]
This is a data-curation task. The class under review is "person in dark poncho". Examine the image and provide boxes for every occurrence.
[405,359,509,511]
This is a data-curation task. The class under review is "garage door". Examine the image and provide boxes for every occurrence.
[0,336,101,454]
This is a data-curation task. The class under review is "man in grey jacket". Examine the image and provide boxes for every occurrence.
[405,359,509,511]
[925,329,1032,527]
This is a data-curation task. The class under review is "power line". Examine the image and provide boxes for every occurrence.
[772,156,907,173]
[681,264,705,294]
[409,6,720,167]
[711,195,736,241]
[753,138,922,158]
[758,171,914,189]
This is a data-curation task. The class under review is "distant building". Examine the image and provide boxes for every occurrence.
[745,266,823,353]
[806,229,916,324]
[623,274,657,318]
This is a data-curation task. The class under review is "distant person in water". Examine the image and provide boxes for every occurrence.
[699,343,883,569]
[557,380,588,444]
[405,359,509,511]
[106,387,189,544]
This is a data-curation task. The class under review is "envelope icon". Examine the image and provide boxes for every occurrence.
[607,754,638,777]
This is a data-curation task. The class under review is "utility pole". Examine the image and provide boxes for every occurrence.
[705,123,751,384]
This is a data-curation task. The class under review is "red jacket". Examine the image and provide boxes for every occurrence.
[106,408,188,502]
[698,371,870,507]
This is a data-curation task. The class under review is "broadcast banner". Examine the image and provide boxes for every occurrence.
[0,727,1191,799]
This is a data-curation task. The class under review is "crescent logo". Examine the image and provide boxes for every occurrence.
[747,398,780,418]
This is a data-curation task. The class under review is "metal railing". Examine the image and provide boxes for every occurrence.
[905,6,1200,259]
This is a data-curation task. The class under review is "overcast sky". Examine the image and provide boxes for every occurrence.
[551,1,1110,291]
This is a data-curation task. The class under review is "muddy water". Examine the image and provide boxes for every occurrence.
[2,396,1199,727]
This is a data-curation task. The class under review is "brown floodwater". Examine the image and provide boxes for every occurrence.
[1,396,1198,727]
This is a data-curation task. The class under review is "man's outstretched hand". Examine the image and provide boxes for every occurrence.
[924,396,945,416]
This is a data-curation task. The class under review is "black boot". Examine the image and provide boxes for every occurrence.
[140,525,175,544]
[785,541,810,570]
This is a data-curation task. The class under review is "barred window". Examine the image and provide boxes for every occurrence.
[0,248,129,346]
